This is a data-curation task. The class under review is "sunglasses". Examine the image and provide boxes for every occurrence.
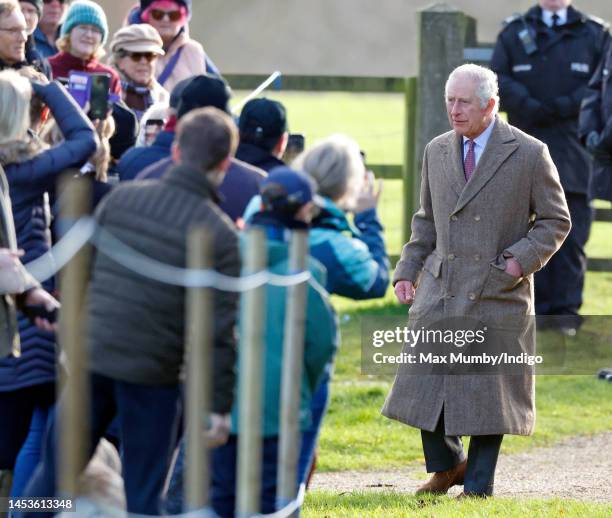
[121,51,157,63]
[150,9,182,22]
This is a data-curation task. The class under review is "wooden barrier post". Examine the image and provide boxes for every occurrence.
[184,227,213,511]
[415,4,474,175]
[57,176,91,496]
[276,230,309,512]
[237,228,267,517]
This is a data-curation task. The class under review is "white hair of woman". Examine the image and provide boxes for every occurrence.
[136,102,169,147]
[445,64,500,114]
[293,134,365,210]
[0,70,32,145]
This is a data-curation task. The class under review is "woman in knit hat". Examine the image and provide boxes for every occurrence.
[48,0,121,95]
[135,0,215,93]
[110,23,168,120]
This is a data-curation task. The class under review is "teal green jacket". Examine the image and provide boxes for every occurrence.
[231,232,338,437]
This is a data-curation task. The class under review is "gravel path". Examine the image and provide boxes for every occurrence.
[310,432,612,502]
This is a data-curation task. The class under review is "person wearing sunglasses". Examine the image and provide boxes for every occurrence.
[110,23,168,121]
[48,0,121,95]
[137,0,216,93]
[32,0,69,59]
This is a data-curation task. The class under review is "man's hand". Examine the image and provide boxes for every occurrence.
[394,280,416,305]
[205,413,231,448]
[24,288,60,333]
[504,257,523,278]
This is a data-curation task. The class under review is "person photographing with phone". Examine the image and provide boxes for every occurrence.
[48,0,121,95]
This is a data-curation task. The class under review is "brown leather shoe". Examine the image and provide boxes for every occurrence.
[415,460,466,495]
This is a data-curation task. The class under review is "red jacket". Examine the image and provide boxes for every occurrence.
[49,51,122,95]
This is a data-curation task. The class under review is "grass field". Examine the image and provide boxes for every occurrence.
[303,492,612,517]
[235,91,612,513]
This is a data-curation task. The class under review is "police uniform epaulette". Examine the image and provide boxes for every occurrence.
[584,14,610,30]
[502,13,522,28]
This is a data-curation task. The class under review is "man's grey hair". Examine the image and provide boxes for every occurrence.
[0,0,18,19]
[445,64,500,113]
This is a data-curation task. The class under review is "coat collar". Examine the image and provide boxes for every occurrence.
[162,163,221,204]
[440,117,519,215]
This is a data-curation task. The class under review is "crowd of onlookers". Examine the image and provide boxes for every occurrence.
[1,0,612,516]
[0,1,391,516]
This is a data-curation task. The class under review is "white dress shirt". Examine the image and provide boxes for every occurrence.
[542,8,568,27]
[463,117,497,168]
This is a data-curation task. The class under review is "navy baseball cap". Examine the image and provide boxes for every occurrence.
[261,166,321,215]
[177,74,232,118]
[239,98,287,149]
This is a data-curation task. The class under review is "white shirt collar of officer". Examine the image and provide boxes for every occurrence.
[542,8,568,27]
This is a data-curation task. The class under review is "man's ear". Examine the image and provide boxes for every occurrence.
[171,142,181,163]
[486,98,496,116]
[217,156,232,173]
[273,132,289,158]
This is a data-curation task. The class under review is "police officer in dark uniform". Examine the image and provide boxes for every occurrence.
[490,0,609,328]
[580,40,612,202]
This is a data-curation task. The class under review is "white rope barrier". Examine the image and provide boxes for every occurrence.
[23,217,318,291]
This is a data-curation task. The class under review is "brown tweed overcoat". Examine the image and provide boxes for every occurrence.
[382,117,571,436]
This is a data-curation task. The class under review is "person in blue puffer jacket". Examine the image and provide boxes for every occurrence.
[241,134,389,487]
[292,134,389,485]
[0,70,96,496]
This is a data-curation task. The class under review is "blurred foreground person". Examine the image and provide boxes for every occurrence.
[21,107,240,516]
[0,71,59,498]
[209,167,337,517]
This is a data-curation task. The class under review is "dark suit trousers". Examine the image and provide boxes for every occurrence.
[421,410,503,496]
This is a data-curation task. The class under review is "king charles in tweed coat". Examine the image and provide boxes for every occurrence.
[382,64,571,497]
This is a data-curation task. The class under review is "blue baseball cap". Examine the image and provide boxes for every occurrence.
[261,166,321,215]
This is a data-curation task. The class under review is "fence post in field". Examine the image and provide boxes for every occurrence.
[277,230,309,513]
[57,175,91,496]
[184,227,213,511]
[237,228,268,517]
[415,4,476,178]
[403,76,418,245]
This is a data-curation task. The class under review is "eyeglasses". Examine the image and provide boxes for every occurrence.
[120,51,157,63]
[0,27,27,38]
[74,25,102,36]
[150,9,182,22]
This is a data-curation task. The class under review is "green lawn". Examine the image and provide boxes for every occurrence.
[303,492,612,517]
[234,91,405,165]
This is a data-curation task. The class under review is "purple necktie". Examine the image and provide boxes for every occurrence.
[464,139,476,181]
